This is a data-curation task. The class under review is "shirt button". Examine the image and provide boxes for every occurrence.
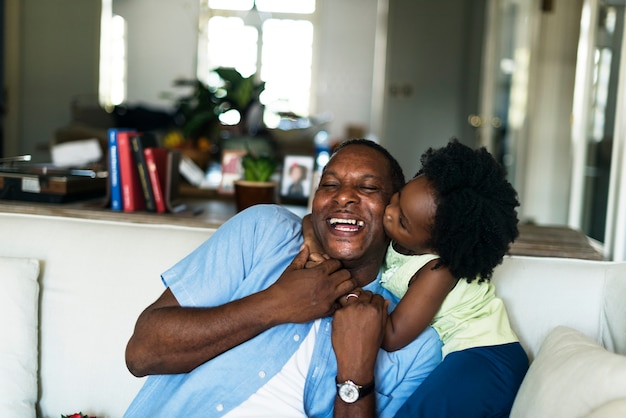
[259,370,266,378]
[216,404,224,412]
[293,334,301,342]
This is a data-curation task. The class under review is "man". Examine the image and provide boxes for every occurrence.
[124,139,442,417]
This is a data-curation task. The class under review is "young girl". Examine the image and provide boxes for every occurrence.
[304,139,528,417]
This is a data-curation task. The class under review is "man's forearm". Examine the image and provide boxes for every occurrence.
[334,396,376,418]
[333,371,376,418]
[331,290,386,418]
[126,248,353,377]
[126,288,284,376]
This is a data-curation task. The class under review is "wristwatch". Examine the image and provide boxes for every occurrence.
[336,379,375,403]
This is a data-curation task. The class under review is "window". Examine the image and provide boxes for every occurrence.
[197,0,316,125]
[99,0,127,109]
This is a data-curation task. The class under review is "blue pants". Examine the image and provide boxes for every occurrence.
[394,342,528,418]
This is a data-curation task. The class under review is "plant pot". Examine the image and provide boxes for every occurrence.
[234,180,278,212]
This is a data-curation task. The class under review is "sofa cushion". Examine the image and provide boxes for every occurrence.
[510,326,626,418]
[0,256,40,417]
[585,398,626,417]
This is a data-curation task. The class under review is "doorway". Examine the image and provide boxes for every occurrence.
[570,0,626,259]
[574,0,624,242]
[476,0,534,187]
[1,0,5,158]
[381,0,486,178]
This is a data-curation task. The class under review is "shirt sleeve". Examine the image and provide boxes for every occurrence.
[162,204,303,308]
[375,326,443,416]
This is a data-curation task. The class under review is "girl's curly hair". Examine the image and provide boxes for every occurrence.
[416,139,520,282]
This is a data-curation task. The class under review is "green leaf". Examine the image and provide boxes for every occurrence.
[241,152,277,182]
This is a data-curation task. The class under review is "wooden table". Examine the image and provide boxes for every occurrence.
[509,223,604,260]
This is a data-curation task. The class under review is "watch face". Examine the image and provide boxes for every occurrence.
[338,382,359,403]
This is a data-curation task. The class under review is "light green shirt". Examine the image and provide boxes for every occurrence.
[381,243,518,357]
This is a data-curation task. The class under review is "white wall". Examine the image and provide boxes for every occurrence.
[380,0,485,178]
[314,0,379,141]
[519,2,583,225]
[11,0,101,162]
[112,0,200,110]
[113,0,379,141]
[6,0,379,160]
[4,0,590,232]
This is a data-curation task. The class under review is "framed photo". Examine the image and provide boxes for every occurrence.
[280,155,315,205]
[218,149,246,194]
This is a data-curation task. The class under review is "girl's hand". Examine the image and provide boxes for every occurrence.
[302,213,327,268]
[305,251,329,268]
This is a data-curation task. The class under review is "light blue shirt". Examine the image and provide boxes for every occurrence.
[124,205,442,418]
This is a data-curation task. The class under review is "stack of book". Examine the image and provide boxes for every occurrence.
[107,128,181,213]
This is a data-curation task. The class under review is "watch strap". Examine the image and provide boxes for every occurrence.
[357,380,375,397]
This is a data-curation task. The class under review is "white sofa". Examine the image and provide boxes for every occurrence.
[1,210,625,418]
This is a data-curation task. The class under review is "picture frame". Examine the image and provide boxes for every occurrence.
[218,149,247,194]
[280,155,315,205]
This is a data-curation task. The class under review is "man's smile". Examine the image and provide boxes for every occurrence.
[328,217,365,232]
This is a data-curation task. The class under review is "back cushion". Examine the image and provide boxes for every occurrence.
[492,255,626,360]
[0,256,40,417]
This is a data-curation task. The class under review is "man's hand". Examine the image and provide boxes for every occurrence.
[333,290,388,380]
[265,245,358,324]
[332,290,388,418]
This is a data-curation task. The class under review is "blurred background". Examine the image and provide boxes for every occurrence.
[3,0,626,260]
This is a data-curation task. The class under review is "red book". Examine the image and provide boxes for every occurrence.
[117,130,145,212]
[144,147,169,213]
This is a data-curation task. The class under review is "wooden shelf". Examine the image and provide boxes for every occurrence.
[0,196,235,229]
[0,184,308,229]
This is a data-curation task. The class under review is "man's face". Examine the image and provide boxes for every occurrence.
[311,144,395,269]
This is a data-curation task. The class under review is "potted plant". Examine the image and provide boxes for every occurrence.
[164,67,266,169]
[172,67,265,141]
[234,147,278,212]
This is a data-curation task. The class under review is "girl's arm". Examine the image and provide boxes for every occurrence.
[302,213,327,267]
[382,259,457,351]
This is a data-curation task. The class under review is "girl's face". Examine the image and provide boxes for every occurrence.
[383,175,437,255]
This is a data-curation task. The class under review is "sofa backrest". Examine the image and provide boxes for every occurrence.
[3,210,626,416]
[0,212,215,418]
[492,255,626,361]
